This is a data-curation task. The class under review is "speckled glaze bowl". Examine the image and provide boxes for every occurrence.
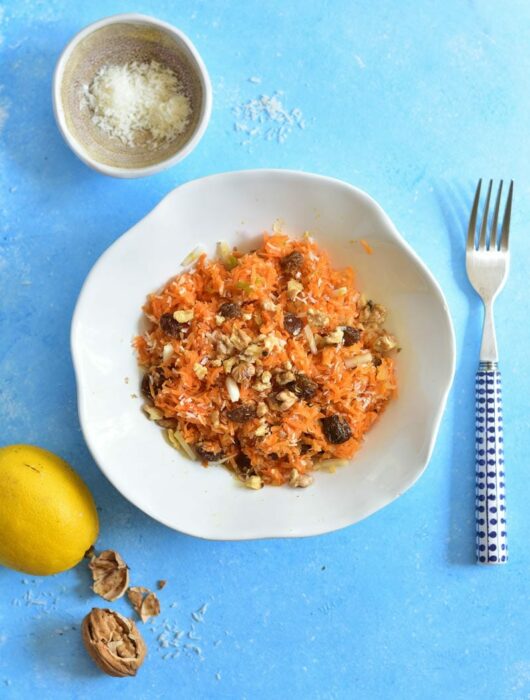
[71,170,456,540]
[52,14,212,178]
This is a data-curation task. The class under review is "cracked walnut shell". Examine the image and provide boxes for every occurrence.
[89,550,129,602]
[127,586,161,623]
[81,608,146,677]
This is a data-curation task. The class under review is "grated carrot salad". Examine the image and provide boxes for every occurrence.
[134,233,398,489]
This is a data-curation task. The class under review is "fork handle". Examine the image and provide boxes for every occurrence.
[475,364,507,564]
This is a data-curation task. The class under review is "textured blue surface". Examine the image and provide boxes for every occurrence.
[1,1,530,698]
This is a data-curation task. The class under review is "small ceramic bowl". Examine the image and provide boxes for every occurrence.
[52,14,212,178]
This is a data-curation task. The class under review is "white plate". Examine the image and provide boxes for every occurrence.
[72,170,455,539]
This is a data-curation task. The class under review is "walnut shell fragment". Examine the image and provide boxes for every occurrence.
[81,608,146,677]
[127,586,161,623]
[89,550,129,602]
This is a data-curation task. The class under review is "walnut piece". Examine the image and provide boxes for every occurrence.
[289,469,314,488]
[275,370,296,386]
[359,300,386,325]
[193,362,208,380]
[287,279,303,299]
[127,586,161,623]
[372,333,398,353]
[274,390,298,411]
[81,608,146,677]
[173,309,194,323]
[254,423,269,437]
[244,475,263,490]
[324,328,344,345]
[231,362,256,385]
[89,550,129,602]
[307,309,329,327]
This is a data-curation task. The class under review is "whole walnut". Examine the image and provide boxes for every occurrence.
[81,608,147,677]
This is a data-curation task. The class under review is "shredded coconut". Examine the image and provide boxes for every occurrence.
[154,601,211,662]
[233,91,305,145]
[82,60,191,149]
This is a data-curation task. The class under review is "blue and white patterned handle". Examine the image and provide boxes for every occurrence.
[475,365,507,564]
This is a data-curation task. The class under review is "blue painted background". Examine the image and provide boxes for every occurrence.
[1,1,529,698]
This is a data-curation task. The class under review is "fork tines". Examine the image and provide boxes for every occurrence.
[467,179,513,252]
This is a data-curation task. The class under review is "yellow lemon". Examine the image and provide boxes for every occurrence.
[0,444,99,575]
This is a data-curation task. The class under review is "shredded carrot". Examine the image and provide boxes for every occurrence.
[360,239,373,255]
[135,233,398,488]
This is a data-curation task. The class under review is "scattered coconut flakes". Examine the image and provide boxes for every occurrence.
[154,606,212,662]
[89,550,129,602]
[191,603,209,623]
[233,91,305,146]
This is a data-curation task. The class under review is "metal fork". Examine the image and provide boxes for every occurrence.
[466,179,513,565]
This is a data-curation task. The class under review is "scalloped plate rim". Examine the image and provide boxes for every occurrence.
[71,169,456,539]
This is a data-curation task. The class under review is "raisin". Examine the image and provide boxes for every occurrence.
[284,313,303,336]
[195,445,223,462]
[373,356,382,367]
[289,374,318,400]
[152,367,165,390]
[218,302,242,319]
[227,404,257,423]
[235,452,254,475]
[321,415,352,444]
[160,313,185,338]
[300,442,311,455]
[141,368,165,399]
[141,373,151,399]
[269,452,279,461]
[343,326,362,346]
[280,251,304,274]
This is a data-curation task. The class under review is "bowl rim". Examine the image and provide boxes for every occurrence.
[52,12,213,179]
[71,168,456,539]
